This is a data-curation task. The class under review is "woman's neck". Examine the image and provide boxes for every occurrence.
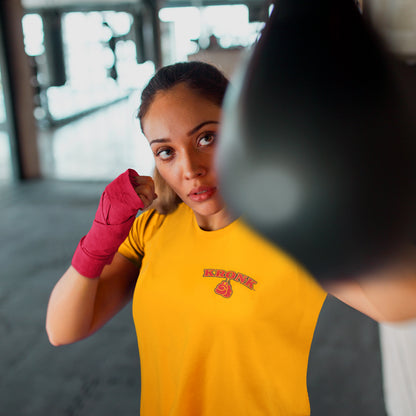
[194,208,237,231]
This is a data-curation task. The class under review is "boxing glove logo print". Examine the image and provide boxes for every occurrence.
[203,269,257,298]
[215,279,233,298]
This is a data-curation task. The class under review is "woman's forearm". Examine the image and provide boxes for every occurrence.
[325,245,416,322]
[46,253,139,346]
[46,266,99,346]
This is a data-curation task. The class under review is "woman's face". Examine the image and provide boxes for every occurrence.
[142,82,229,229]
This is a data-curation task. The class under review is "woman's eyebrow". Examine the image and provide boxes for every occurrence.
[149,121,219,145]
[150,138,170,146]
[187,121,219,136]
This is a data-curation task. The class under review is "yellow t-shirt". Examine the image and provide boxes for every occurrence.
[119,203,326,416]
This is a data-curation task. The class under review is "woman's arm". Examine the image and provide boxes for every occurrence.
[46,253,139,346]
[46,169,156,346]
[324,245,416,322]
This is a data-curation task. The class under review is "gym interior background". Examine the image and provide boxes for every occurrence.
[0,0,415,415]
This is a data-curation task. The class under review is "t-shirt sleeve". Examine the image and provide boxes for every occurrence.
[294,262,327,338]
[118,209,165,266]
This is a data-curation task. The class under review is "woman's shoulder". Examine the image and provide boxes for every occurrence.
[119,206,178,261]
[132,203,188,239]
[133,207,167,239]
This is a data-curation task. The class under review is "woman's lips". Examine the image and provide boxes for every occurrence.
[188,186,217,202]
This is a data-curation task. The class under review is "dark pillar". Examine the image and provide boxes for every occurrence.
[148,0,162,69]
[132,11,147,64]
[0,0,41,179]
[41,10,66,87]
[133,0,162,68]
[248,2,269,22]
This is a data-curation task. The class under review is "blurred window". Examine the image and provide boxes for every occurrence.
[22,10,153,124]
[159,4,264,61]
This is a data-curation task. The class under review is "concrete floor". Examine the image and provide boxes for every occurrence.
[0,179,141,415]
[0,101,389,415]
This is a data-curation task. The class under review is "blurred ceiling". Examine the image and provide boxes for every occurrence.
[21,0,270,12]
[21,0,416,58]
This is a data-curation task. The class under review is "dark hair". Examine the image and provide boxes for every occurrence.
[138,61,229,215]
[137,61,229,130]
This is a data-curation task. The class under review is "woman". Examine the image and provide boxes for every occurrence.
[46,61,326,415]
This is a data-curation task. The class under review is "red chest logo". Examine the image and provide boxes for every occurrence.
[203,269,257,298]
[214,279,233,298]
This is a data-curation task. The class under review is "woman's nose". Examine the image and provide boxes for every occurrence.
[183,153,207,180]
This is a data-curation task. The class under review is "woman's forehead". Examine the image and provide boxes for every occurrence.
[143,84,221,138]
[151,83,203,105]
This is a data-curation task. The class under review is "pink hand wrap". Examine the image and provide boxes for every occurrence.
[71,169,144,278]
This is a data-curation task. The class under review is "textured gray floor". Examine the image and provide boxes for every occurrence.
[0,179,387,415]
[0,180,141,416]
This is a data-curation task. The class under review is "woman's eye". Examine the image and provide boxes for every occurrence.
[156,148,174,160]
[198,133,216,147]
